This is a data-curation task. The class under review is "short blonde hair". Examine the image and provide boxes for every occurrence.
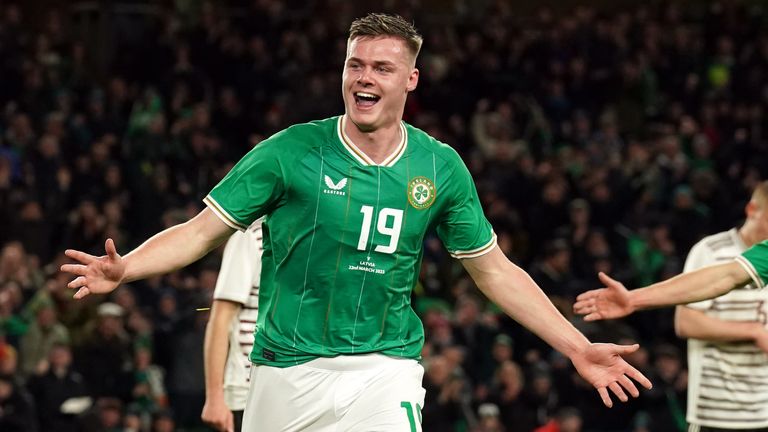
[752,180,768,207]
[348,13,423,60]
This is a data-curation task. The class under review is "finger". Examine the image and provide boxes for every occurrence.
[105,238,119,260]
[65,249,98,264]
[597,387,612,408]
[67,276,87,289]
[618,375,640,398]
[615,343,640,355]
[609,381,628,402]
[573,298,590,309]
[573,303,593,316]
[60,264,88,276]
[74,287,91,299]
[625,366,653,389]
[576,291,597,302]
[584,312,603,321]
[598,271,621,287]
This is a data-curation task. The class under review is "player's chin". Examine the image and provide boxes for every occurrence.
[348,112,379,132]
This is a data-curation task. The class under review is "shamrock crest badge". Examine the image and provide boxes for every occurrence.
[407,176,436,210]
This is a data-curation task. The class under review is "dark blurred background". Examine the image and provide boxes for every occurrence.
[1,0,766,431]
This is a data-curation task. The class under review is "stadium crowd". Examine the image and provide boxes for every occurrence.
[1,0,767,430]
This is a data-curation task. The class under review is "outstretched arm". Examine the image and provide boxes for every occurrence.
[574,262,751,321]
[62,207,235,298]
[462,247,652,407]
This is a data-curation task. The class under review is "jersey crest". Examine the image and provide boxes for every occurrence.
[407,176,436,210]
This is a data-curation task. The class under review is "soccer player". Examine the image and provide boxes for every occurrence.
[676,182,768,432]
[201,221,263,432]
[63,13,651,431]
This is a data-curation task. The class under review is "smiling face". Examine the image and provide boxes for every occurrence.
[342,36,419,133]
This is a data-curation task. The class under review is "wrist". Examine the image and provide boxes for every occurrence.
[563,334,592,360]
[121,255,135,284]
[205,385,226,399]
[626,289,642,313]
[750,323,766,341]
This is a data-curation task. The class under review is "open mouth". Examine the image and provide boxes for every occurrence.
[354,92,380,108]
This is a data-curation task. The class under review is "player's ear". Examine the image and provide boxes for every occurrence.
[407,68,419,93]
[746,200,757,218]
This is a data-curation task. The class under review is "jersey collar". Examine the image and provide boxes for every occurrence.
[336,115,407,167]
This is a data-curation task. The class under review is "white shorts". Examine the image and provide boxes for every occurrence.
[242,354,425,431]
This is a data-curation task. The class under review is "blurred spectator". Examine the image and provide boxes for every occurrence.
[0,339,19,376]
[166,311,206,430]
[81,397,124,432]
[27,343,90,432]
[151,409,176,432]
[533,406,582,432]
[643,344,687,432]
[452,295,498,384]
[19,301,69,377]
[422,354,466,430]
[475,402,506,432]
[485,360,537,432]
[0,373,37,432]
[74,302,133,401]
[130,345,167,424]
[528,239,580,301]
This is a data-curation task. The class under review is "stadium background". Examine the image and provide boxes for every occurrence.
[1,0,767,430]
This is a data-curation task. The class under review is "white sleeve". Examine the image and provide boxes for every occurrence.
[213,230,256,304]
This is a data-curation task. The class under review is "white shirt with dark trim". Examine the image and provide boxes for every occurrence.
[683,228,768,429]
[213,220,263,411]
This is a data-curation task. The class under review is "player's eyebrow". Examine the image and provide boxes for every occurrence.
[346,57,397,67]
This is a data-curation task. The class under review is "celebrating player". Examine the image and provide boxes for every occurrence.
[63,13,651,431]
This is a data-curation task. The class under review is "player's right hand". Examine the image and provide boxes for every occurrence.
[61,238,126,299]
[201,396,234,432]
[573,272,635,321]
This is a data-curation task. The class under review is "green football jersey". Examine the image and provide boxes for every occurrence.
[737,240,768,288]
[205,116,495,367]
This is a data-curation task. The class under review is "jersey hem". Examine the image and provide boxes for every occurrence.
[204,195,248,231]
[735,255,765,288]
[688,419,768,429]
[450,233,497,259]
[250,350,422,368]
[211,295,247,305]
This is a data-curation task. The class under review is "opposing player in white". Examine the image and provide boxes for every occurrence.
[201,221,263,432]
[677,182,768,432]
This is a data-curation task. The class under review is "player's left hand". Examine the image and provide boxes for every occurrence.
[570,343,652,408]
[573,272,635,320]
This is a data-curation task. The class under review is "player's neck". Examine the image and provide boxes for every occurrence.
[343,115,403,165]
[739,224,758,247]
